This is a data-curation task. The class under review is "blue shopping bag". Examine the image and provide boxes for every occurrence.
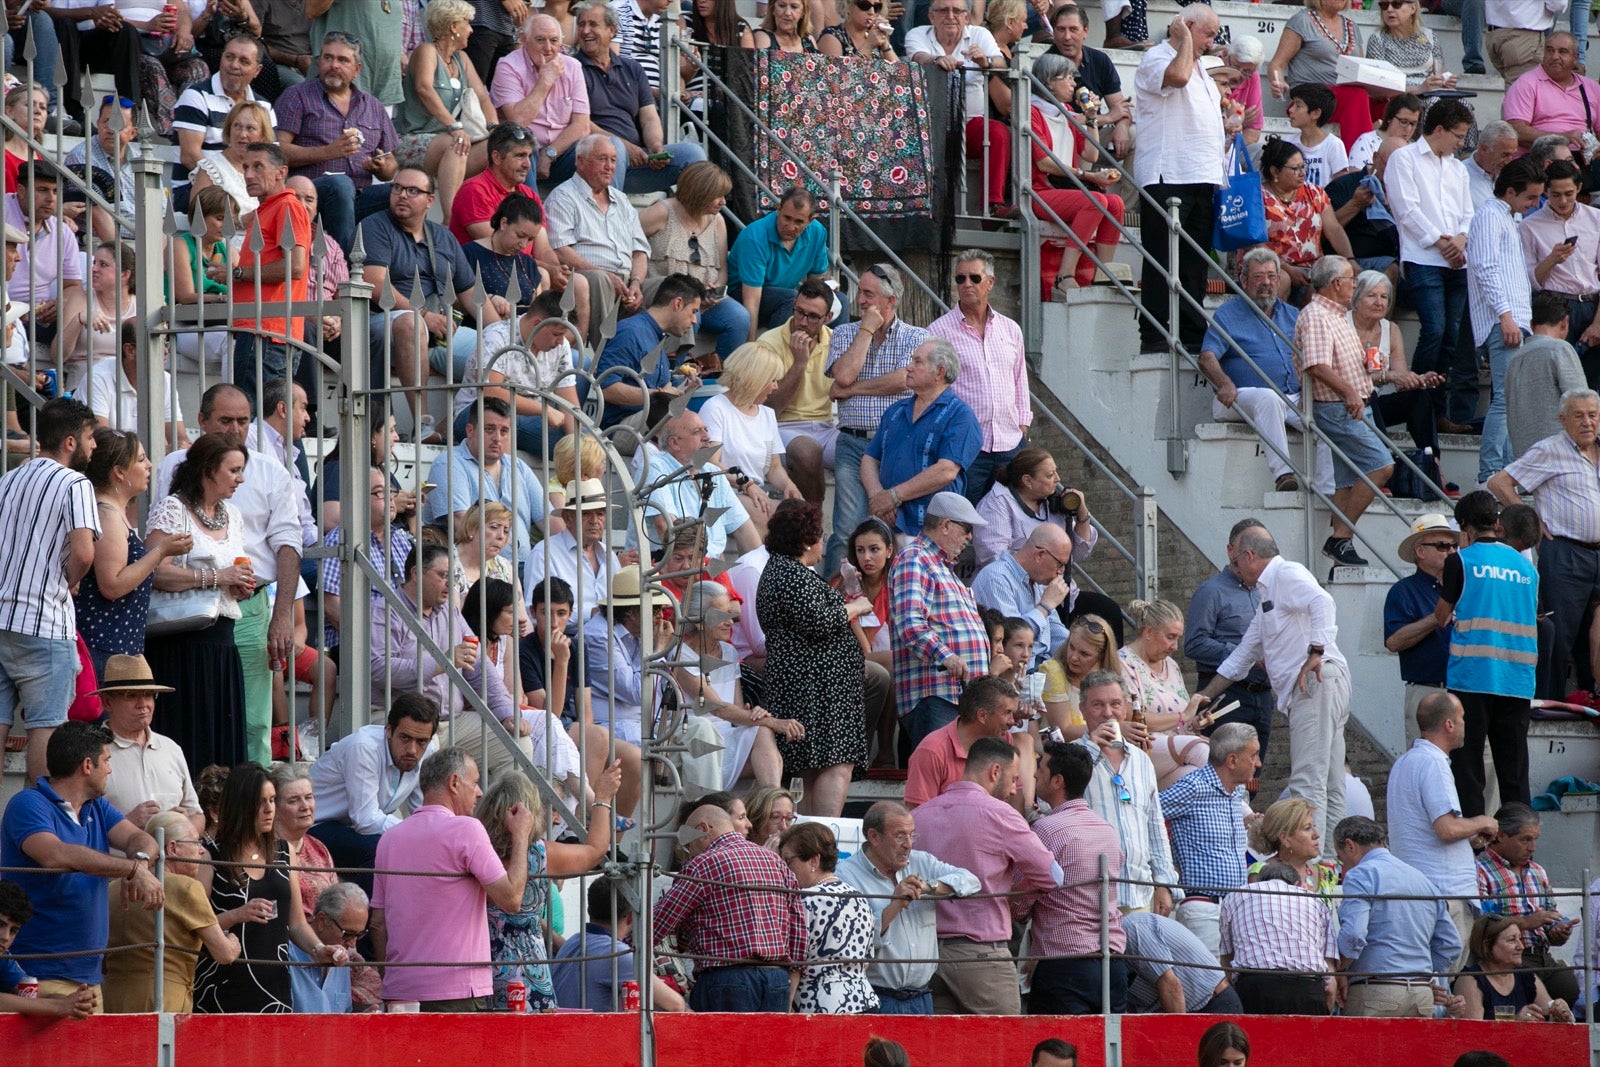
[1212,134,1267,252]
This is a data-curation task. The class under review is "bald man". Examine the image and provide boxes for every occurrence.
[653,804,808,1011]
[971,524,1075,668]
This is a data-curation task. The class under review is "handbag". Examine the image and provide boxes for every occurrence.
[144,509,231,635]
[1212,133,1268,252]
[451,54,490,142]
[67,634,103,722]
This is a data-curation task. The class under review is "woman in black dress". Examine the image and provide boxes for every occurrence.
[756,501,876,817]
[193,763,344,1014]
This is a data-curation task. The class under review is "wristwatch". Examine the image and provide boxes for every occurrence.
[127,851,151,879]
[544,146,558,160]
[233,265,246,282]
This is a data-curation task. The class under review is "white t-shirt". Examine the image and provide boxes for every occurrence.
[88,359,182,433]
[698,393,784,484]
[455,320,577,417]
[1347,130,1381,173]
[1288,132,1350,188]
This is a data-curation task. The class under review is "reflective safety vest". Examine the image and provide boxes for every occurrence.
[1446,541,1538,698]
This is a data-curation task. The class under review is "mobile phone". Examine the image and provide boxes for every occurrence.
[1564,235,1580,246]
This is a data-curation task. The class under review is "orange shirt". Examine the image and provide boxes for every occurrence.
[233,188,311,342]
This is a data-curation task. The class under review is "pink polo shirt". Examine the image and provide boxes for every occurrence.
[372,805,507,1003]
[913,781,1061,943]
[904,720,971,808]
[1502,65,1600,152]
[489,49,590,147]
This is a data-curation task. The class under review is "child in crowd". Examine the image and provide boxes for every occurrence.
[0,880,95,1018]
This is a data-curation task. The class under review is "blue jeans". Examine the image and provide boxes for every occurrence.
[697,295,752,360]
[1442,0,1485,70]
[827,429,870,577]
[7,13,60,108]
[688,965,790,1012]
[609,137,708,195]
[1477,327,1525,484]
[871,987,932,1014]
[906,696,959,750]
[1403,262,1469,421]
[1575,0,1590,68]
[233,333,297,413]
[964,444,1022,505]
[315,175,394,252]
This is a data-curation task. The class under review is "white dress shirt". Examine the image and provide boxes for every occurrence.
[308,723,437,836]
[1072,737,1178,910]
[903,25,1004,119]
[1133,41,1225,189]
[1217,554,1348,711]
[246,420,317,547]
[724,545,770,660]
[835,848,982,992]
[155,443,302,582]
[1485,0,1566,31]
[1384,139,1474,268]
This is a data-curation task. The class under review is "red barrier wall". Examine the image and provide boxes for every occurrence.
[2,1012,1588,1067]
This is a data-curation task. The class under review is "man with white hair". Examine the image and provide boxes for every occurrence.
[1134,6,1224,359]
[861,339,983,537]
[1466,121,1520,207]
[490,15,592,184]
[544,133,651,351]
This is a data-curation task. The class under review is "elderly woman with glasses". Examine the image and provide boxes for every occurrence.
[674,579,802,790]
[1349,269,1443,457]
[818,0,897,57]
[1261,137,1355,304]
[907,0,1011,215]
[779,821,880,1013]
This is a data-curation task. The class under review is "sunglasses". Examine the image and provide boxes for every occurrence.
[1420,541,1458,552]
[954,272,986,284]
[688,233,702,266]
[1376,1,1411,8]
[1110,770,1132,804]
[102,94,135,109]
[854,0,884,8]
[498,123,533,142]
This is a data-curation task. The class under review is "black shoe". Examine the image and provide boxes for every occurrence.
[52,115,82,137]
[1322,536,1368,567]
[1463,64,1486,75]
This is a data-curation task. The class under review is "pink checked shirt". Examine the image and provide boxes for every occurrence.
[913,782,1061,944]
[930,304,1031,453]
[1029,798,1127,956]
[1218,880,1338,973]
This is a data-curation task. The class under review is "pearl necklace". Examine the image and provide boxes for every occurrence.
[192,502,228,532]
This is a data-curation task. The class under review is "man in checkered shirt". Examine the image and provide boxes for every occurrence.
[653,802,807,1012]
[1219,860,1338,1014]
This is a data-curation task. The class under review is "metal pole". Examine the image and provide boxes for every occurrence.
[1584,868,1594,1027]
[1165,198,1187,476]
[828,169,843,277]
[661,17,681,139]
[1099,852,1110,1014]
[334,234,375,740]
[152,824,166,1012]
[131,153,168,483]
[1300,377,1317,567]
[1138,486,1159,601]
[1014,51,1043,368]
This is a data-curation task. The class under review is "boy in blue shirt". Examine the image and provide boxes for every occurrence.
[0,881,95,1018]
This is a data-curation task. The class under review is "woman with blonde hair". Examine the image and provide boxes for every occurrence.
[698,343,804,537]
[454,501,530,634]
[818,0,895,57]
[639,161,748,361]
[984,0,1028,59]
[1041,613,1120,741]
[477,762,622,1011]
[754,0,818,52]
[1119,598,1209,788]
[188,99,276,217]
[1364,0,1454,93]
[1248,796,1340,901]
[394,0,498,218]
[744,783,798,850]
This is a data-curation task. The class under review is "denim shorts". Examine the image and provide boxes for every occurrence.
[1314,400,1392,489]
[0,631,81,729]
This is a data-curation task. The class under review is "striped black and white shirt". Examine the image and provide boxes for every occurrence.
[0,457,99,640]
[612,0,664,93]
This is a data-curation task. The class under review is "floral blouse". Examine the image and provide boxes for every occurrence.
[1264,183,1332,268]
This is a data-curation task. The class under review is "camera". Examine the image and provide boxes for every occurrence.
[1046,484,1082,516]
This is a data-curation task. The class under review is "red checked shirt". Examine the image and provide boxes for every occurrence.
[1218,880,1337,973]
[654,832,808,969]
[1476,847,1558,953]
[889,535,991,709]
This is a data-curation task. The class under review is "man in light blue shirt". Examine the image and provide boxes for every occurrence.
[422,397,548,566]
[970,525,1074,668]
[1385,691,1499,964]
[630,410,758,558]
[834,800,980,1015]
[1335,816,1461,1017]
[287,882,365,1013]
[551,877,687,1011]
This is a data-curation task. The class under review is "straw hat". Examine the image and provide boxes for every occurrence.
[599,566,674,609]
[559,478,610,512]
[90,654,175,697]
[1397,513,1460,564]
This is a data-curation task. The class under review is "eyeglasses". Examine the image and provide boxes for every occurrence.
[868,264,894,286]
[333,923,367,943]
[1281,163,1307,172]
[885,831,916,845]
[1376,1,1411,7]
[1109,771,1133,804]
[497,123,533,143]
[1042,546,1070,571]
[323,30,362,48]
[790,306,826,323]
[953,273,986,284]
[948,520,974,534]
[392,182,433,198]
[1421,541,1458,552]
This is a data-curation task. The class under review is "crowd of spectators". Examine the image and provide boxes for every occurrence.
[0,0,1592,1034]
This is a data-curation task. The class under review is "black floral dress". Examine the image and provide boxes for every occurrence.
[756,552,867,774]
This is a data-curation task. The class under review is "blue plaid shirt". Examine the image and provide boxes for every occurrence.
[1159,764,1249,897]
[826,317,930,432]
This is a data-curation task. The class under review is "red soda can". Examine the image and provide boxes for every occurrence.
[16,976,37,998]
[505,979,527,1013]
[621,980,641,1010]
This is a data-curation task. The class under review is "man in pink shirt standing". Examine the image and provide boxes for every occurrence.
[913,737,1061,1015]
[1026,741,1128,1014]
[369,747,535,1011]
[490,13,593,185]
[904,675,1018,809]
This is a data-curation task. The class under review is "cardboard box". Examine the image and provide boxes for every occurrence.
[1335,55,1407,95]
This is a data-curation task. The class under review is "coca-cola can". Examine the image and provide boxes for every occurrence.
[506,979,527,1013]
[621,980,641,1011]
[15,976,37,998]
